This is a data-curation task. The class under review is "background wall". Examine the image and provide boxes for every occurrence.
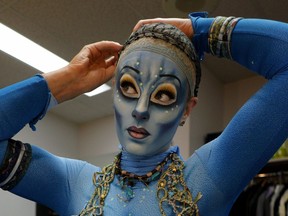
[0,70,265,216]
[189,65,224,153]
[223,75,267,126]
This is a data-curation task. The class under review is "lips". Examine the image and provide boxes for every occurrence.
[127,126,150,139]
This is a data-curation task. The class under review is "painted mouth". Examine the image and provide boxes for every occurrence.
[127,126,150,139]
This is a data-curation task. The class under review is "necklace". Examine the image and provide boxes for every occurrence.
[157,153,202,216]
[79,152,202,216]
[115,152,173,201]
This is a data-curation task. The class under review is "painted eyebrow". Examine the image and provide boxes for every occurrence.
[121,66,181,85]
[159,74,181,86]
[121,65,140,74]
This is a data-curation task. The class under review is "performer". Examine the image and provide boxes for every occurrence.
[0,12,287,216]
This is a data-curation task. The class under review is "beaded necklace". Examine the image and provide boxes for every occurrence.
[79,152,202,216]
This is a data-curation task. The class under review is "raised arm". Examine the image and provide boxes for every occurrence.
[0,41,121,140]
[189,14,288,198]
[0,41,122,213]
[134,14,288,200]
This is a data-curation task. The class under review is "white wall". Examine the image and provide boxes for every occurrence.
[78,115,119,167]
[0,191,35,216]
[14,112,79,158]
[223,75,267,126]
[189,65,224,153]
[0,112,79,216]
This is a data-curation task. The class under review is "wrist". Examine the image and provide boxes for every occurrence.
[189,12,212,59]
[42,66,76,103]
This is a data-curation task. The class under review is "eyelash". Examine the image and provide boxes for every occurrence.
[155,90,175,100]
[119,74,140,98]
[151,84,177,106]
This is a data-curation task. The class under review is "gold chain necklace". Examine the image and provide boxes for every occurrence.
[79,152,202,216]
[157,153,202,216]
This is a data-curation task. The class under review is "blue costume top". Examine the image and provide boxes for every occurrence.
[1,15,288,216]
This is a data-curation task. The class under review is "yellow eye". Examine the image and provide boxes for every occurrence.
[119,74,140,98]
[151,83,177,106]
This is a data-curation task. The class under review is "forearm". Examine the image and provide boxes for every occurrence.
[190,14,288,78]
[231,18,288,78]
[0,75,51,140]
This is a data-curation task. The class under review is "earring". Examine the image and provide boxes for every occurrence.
[179,120,185,126]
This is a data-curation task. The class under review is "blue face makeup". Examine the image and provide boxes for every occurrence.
[114,51,190,156]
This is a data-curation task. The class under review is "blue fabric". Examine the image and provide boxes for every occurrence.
[0,75,50,139]
[189,12,210,60]
[121,145,180,175]
[0,16,288,215]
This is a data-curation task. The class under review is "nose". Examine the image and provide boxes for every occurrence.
[132,97,150,121]
[132,109,150,121]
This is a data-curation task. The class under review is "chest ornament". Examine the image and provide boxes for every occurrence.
[79,152,202,216]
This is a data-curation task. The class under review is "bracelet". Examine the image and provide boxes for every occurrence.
[209,16,243,59]
[0,139,32,190]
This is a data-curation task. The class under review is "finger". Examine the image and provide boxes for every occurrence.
[105,64,117,80]
[133,18,163,32]
[89,41,122,58]
[87,42,122,66]
[102,51,119,62]
[105,55,118,68]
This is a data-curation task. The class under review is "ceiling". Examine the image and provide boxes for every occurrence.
[1,0,288,124]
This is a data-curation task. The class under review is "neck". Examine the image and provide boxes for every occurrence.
[120,146,180,175]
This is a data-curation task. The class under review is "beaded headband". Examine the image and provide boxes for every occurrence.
[119,23,201,97]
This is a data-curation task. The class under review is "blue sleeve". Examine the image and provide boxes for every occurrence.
[0,75,51,140]
[6,141,91,215]
[190,15,288,199]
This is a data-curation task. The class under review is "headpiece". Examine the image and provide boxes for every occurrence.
[119,23,201,97]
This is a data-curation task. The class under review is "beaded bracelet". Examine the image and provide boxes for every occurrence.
[209,16,243,59]
[0,139,32,190]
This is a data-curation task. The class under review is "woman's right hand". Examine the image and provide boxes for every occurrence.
[43,41,122,103]
[133,18,193,39]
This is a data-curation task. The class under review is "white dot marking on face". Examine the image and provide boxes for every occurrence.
[165,110,169,114]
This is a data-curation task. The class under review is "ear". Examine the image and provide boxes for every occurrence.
[179,97,198,126]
